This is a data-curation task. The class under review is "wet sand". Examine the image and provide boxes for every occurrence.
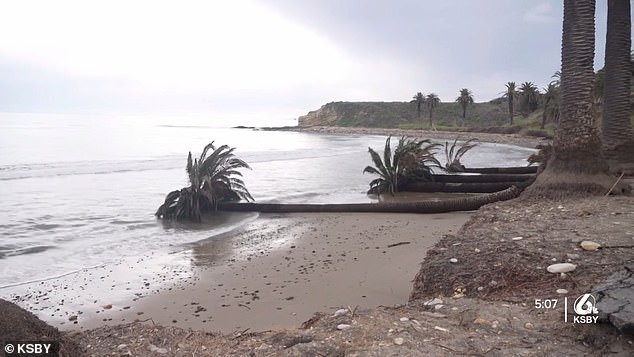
[4,212,472,333]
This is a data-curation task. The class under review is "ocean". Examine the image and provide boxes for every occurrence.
[0,113,535,288]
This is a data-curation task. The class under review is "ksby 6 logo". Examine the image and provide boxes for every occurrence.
[572,293,599,323]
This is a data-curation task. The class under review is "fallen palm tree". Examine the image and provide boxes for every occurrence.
[401,181,527,193]
[428,173,534,183]
[461,166,538,174]
[218,186,521,213]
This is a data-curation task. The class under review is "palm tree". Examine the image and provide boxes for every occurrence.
[601,0,633,173]
[518,82,540,116]
[526,0,619,197]
[503,82,518,125]
[443,138,478,172]
[363,136,441,195]
[455,88,474,123]
[426,93,440,129]
[156,141,254,221]
[413,92,424,119]
[541,83,560,129]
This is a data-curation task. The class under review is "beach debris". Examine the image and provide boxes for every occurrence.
[149,344,168,354]
[546,263,576,274]
[418,312,446,319]
[68,315,78,321]
[393,337,404,345]
[336,324,351,331]
[434,326,450,332]
[423,298,443,306]
[511,236,523,241]
[387,241,411,248]
[473,318,490,325]
[334,309,348,317]
[580,241,601,251]
[556,289,568,294]
[102,304,112,310]
[449,258,458,263]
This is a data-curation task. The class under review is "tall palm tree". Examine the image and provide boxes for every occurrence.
[518,82,540,116]
[426,93,440,129]
[601,0,633,173]
[541,83,560,129]
[503,82,518,125]
[413,92,424,119]
[455,88,474,122]
[527,0,618,197]
[156,141,254,221]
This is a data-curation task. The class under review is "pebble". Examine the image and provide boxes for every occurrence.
[334,309,348,317]
[149,344,168,354]
[473,318,490,325]
[393,337,404,345]
[434,304,444,310]
[474,248,481,253]
[434,326,449,332]
[399,317,409,322]
[424,298,443,306]
[566,253,580,259]
[580,241,601,251]
[102,304,112,310]
[449,258,458,263]
[524,322,535,330]
[117,344,127,350]
[511,236,523,241]
[336,324,351,330]
[556,289,568,294]
[546,263,576,273]
[68,315,78,321]
[477,286,484,292]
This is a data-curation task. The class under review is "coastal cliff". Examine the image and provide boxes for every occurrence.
[297,100,510,128]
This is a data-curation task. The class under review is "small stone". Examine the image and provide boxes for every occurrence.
[337,324,351,330]
[511,236,523,241]
[491,320,499,329]
[477,286,484,292]
[566,253,580,259]
[473,318,490,325]
[149,345,168,354]
[434,304,444,310]
[556,289,568,294]
[393,337,404,345]
[524,322,535,330]
[117,344,127,350]
[102,304,112,310]
[68,315,77,321]
[334,308,348,317]
[449,258,458,263]
[474,248,481,253]
[434,326,449,332]
[424,298,443,306]
[399,317,409,322]
[546,263,576,273]
[580,241,601,251]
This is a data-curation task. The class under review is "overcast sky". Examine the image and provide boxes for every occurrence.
[0,0,625,122]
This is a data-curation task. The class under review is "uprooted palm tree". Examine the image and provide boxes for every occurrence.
[443,138,478,172]
[363,136,441,195]
[155,141,254,221]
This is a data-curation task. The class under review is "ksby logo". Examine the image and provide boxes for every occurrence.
[566,293,599,324]
[573,293,598,316]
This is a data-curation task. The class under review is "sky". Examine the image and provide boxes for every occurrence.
[0,0,625,123]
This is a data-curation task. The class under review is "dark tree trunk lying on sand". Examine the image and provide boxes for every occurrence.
[428,174,534,183]
[218,186,522,213]
[461,166,538,174]
[401,181,527,193]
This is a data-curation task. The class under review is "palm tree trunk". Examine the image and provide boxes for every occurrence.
[429,108,433,128]
[509,98,514,125]
[524,0,625,198]
[462,105,466,119]
[602,0,633,174]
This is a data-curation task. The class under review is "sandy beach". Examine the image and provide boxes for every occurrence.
[5,211,472,333]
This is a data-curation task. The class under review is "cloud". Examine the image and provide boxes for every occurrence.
[523,3,558,24]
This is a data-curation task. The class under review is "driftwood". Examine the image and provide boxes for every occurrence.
[427,174,534,183]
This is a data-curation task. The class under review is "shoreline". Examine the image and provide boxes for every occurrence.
[4,211,472,333]
[263,125,549,149]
